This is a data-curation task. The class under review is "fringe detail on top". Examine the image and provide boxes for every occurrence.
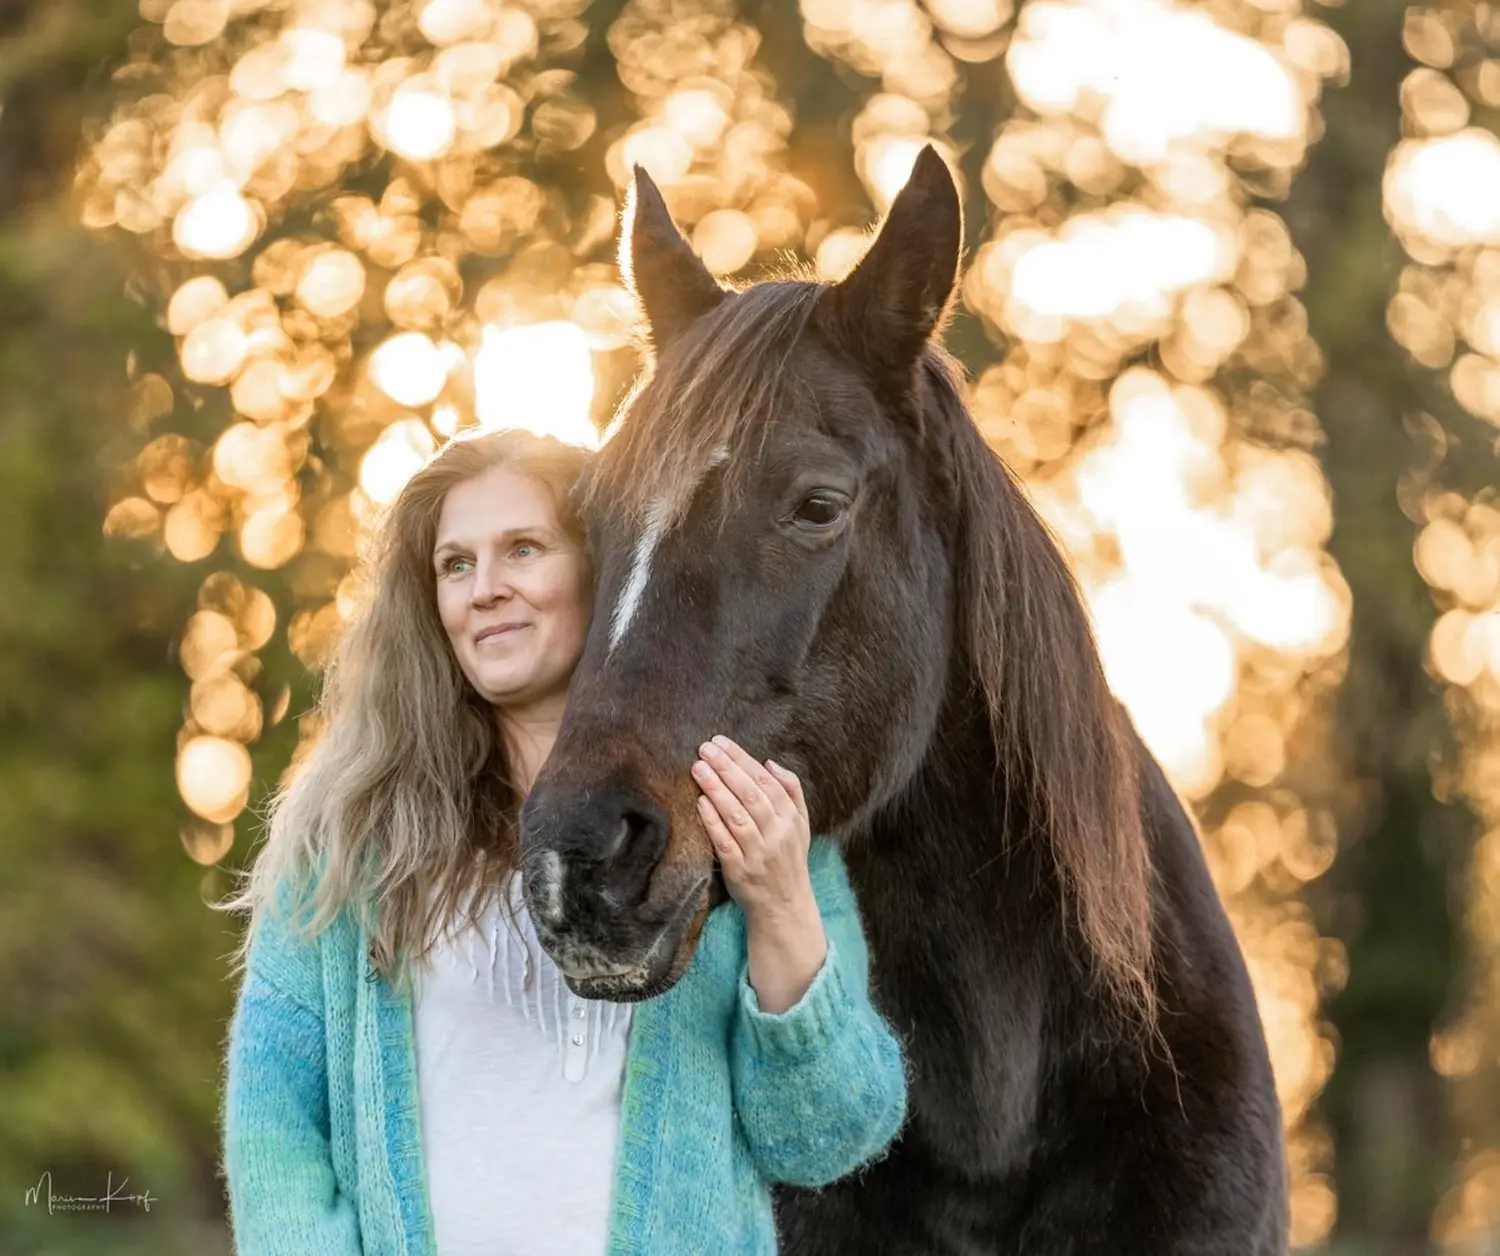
[446,871,630,1059]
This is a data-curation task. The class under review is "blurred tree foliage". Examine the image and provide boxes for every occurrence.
[1292,1,1498,1250]
[0,1,238,1252]
[0,0,1493,1253]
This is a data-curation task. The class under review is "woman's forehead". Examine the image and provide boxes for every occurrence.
[435,467,563,543]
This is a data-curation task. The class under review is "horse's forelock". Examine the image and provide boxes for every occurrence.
[586,280,823,536]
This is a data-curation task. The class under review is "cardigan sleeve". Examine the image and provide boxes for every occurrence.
[727,840,908,1188]
[222,885,362,1256]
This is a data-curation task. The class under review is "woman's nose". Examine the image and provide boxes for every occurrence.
[470,562,512,605]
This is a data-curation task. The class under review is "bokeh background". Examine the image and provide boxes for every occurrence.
[3,0,1499,1251]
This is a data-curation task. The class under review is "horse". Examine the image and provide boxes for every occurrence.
[518,146,1288,1253]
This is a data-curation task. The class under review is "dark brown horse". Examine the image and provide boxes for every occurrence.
[519,147,1287,1253]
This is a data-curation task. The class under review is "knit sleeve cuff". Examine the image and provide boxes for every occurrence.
[736,938,857,1063]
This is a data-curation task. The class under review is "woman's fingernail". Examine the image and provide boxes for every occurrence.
[712,734,731,748]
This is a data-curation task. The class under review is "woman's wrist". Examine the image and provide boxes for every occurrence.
[744,884,828,1014]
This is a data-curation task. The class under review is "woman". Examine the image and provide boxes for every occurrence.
[219,428,907,1256]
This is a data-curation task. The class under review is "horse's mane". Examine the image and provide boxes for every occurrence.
[921,352,1155,1029]
[591,278,1155,1028]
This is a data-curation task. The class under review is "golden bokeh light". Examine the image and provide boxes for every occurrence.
[180,818,236,866]
[861,134,933,214]
[103,496,162,540]
[180,609,240,681]
[369,331,451,408]
[295,248,366,319]
[378,84,458,162]
[385,257,460,329]
[1380,10,1500,1249]
[281,27,347,92]
[173,185,260,259]
[191,674,264,742]
[163,489,224,562]
[473,322,599,449]
[180,318,249,385]
[167,275,229,336]
[138,433,198,504]
[1008,0,1306,165]
[176,734,253,824]
[240,501,307,570]
[693,209,759,277]
[928,0,1011,41]
[996,209,1234,340]
[814,227,874,282]
[1387,129,1500,255]
[360,417,437,506]
[1035,369,1349,799]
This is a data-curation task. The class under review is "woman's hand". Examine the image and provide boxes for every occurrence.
[692,735,813,917]
[693,734,828,1013]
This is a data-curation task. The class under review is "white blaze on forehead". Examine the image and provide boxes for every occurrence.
[609,498,666,653]
[606,443,730,655]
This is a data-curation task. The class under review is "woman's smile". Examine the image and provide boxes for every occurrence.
[475,623,530,645]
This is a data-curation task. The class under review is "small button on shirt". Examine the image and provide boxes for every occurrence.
[413,874,634,1256]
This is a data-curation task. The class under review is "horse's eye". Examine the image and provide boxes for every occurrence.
[792,492,847,528]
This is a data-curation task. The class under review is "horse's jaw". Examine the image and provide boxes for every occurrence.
[539,873,713,1003]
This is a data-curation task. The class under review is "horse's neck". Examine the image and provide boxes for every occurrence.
[843,700,1103,1169]
[848,691,1084,982]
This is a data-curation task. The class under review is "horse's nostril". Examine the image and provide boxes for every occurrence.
[604,803,670,906]
[602,814,631,863]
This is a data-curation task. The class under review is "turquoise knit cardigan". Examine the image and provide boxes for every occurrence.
[222,837,907,1255]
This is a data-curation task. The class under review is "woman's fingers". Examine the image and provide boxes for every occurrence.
[697,795,745,872]
[706,736,794,816]
[697,738,784,833]
[691,758,760,846]
[708,735,805,826]
[694,736,815,917]
[765,759,808,821]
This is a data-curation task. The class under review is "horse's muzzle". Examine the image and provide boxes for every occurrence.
[519,781,714,1000]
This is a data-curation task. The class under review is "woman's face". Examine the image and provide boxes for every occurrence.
[433,465,592,714]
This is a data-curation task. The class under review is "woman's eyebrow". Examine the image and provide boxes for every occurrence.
[433,527,560,556]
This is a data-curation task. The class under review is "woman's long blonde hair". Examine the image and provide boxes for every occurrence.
[217,428,593,990]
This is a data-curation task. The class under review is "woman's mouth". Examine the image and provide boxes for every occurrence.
[475,624,529,644]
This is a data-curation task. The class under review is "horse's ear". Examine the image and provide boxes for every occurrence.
[621,167,726,350]
[817,145,962,379]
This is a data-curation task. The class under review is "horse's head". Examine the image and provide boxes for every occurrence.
[518,149,969,999]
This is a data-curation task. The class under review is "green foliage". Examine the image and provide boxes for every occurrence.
[0,4,238,1252]
[1291,1,1492,1246]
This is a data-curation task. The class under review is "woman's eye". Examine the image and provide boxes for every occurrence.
[791,493,846,528]
[442,556,472,576]
[512,541,540,559]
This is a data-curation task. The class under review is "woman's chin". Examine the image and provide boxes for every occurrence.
[472,671,537,706]
[471,666,574,712]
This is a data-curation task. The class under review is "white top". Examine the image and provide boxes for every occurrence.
[413,874,634,1256]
